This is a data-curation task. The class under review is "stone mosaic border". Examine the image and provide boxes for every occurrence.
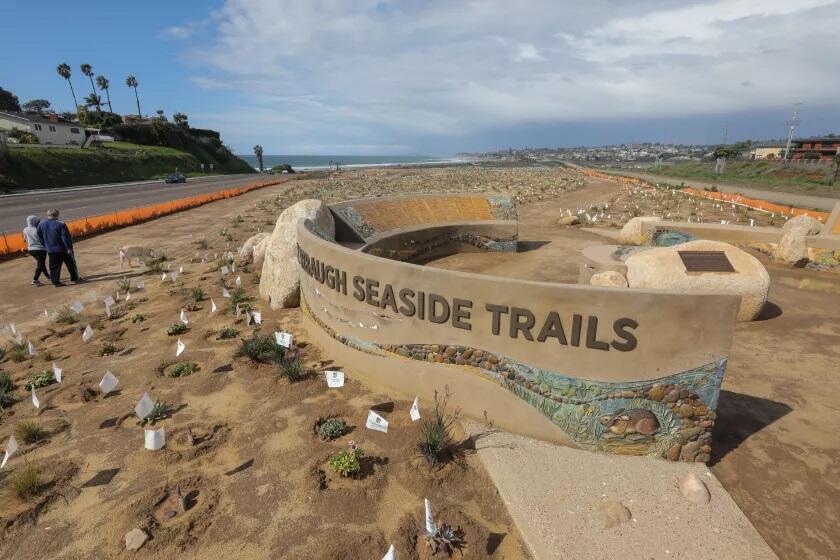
[302,292,722,463]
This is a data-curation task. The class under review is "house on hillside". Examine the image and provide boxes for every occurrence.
[791,137,840,160]
[750,146,783,160]
[121,114,154,125]
[0,111,85,145]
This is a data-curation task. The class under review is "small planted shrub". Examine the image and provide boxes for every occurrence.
[426,523,465,556]
[168,361,198,378]
[7,343,27,363]
[55,305,78,325]
[190,287,204,302]
[228,287,248,313]
[14,420,47,444]
[218,327,238,339]
[196,238,209,250]
[0,371,14,392]
[278,353,303,382]
[220,228,233,242]
[419,390,455,467]
[317,418,348,441]
[145,256,168,273]
[137,400,168,426]
[7,466,43,500]
[0,387,15,408]
[0,347,5,362]
[25,370,55,390]
[233,215,245,224]
[166,322,188,336]
[235,333,284,363]
[117,277,131,292]
[98,343,117,356]
[252,272,261,285]
[329,443,364,478]
[131,314,145,323]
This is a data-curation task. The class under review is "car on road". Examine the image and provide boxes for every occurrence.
[164,173,187,184]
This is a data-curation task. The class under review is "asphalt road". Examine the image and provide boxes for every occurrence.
[0,174,262,234]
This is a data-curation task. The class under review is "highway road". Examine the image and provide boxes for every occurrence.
[0,174,263,234]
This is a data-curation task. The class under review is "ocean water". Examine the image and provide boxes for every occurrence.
[237,154,453,171]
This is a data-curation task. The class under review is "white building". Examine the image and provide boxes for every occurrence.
[0,111,85,145]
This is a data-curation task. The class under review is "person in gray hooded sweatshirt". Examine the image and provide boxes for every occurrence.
[23,215,50,285]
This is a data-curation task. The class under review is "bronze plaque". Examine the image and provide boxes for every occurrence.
[678,250,735,272]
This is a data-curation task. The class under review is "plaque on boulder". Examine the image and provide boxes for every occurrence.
[678,250,735,273]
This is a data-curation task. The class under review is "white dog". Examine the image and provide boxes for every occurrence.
[119,246,156,267]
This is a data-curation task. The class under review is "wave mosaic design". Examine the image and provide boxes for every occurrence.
[302,292,723,463]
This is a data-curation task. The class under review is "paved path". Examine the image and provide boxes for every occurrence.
[614,170,839,212]
[465,422,778,560]
[0,174,260,233]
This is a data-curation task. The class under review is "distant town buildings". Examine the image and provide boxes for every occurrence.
[750,146,783,159]
[790,137,840,160]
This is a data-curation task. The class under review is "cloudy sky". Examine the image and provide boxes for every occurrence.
[4,0,840,154]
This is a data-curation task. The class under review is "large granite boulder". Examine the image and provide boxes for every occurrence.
[625,239,770,321]
[617,216,661,245]
[773,215,823,267]
[260,200,335,308]
[238,232,270,263]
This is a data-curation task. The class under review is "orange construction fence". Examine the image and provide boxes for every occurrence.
[0,177,292,257]
[582,168,829,223]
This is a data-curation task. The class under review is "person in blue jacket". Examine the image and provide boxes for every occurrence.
[36,209,82,286]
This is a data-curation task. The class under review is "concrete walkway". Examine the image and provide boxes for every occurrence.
[465,422,778,560]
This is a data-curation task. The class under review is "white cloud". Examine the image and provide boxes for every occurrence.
[162,25,195,40]
[184,0,840,152]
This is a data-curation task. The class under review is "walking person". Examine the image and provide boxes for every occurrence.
[22,215,50,286]
[37,209,82,286]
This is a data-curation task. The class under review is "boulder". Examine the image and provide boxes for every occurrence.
[592,500,632,529]
[557,216,580,226]
[625,239,770,321]
[589,270,628,288]
[773,215,824,266]
[679,472,711,505]
[617,216,661,245]
[124,528,148,551]
[253,234,271,264]
[260,200,335,309]
[238,232,270,263]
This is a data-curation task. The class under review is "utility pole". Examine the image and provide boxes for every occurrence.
[783,103,801,161]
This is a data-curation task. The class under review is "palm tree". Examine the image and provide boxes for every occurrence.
[56,63,79,120]
[126,75,141,117]
[80,64,101,111]
[96,75,113,112]
[84,93,103,110]
[253,145,264,172]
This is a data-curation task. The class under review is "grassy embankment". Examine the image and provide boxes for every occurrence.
[0,136,253,192]
[637,160,840,196]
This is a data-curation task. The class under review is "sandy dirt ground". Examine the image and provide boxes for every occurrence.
[0,166,838,559]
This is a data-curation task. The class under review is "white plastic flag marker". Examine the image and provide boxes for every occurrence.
[170,271,179,283]
[1,435,19,469]
[31,386,40,409]
[82,324,95,343]
[176,337,186,357]
[8,323,16,335]
[222,287,231,298]
[325,370,344,388]
[99,370,119,395]
[179,265,184,274]
[220,265,229,276]
[144,428,166,451]
[235,304,241,319]
[14,333,23,345]
[125,291,132,302]
[210,298,217,313]
[366,410,389,433]
[410,397,421,422]
[235,275,242,287]
[71,301,84,314]
[44,309,49,318]
[424,498,435,533]
[180,309,189,324]
[119,249,125,266]
[165,262,171,270]
[27,341,37,356]
[137,281,145,290]
[53,362,63,383]
[382,545,395,560]
[231,263,236,273]
[750,219,755,227]
[105,304,112,318]
[134,392,155,420]
[104,295,116,307]
[252,311,262,325]
[245,310,252,325]
[275,331,292,348]
[161,272,167,282]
